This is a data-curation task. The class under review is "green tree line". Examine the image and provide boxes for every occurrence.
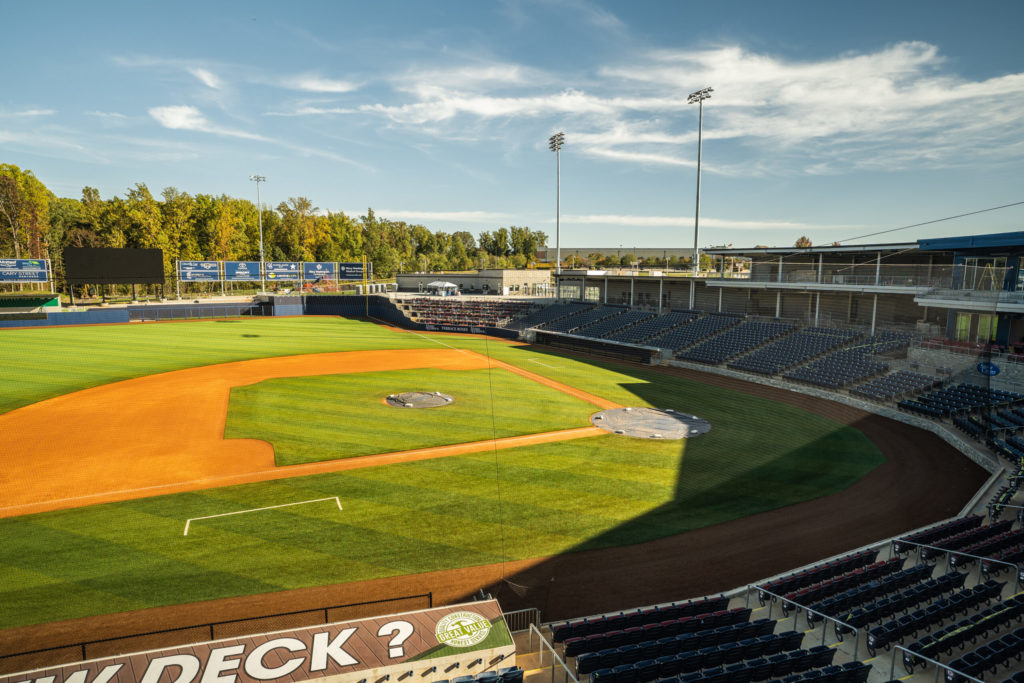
[0,164,548,284]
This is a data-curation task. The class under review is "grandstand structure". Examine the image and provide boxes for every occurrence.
[11,233,1024,683]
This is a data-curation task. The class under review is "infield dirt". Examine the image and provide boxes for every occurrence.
[0,347,615,518]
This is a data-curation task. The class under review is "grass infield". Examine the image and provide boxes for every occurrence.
[0,317,884,629]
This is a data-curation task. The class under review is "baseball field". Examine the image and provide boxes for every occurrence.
[0,315,956,633]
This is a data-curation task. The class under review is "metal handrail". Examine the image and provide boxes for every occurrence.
[890,538,1020,591]
[502,608,541,633]
[890,643,984,682]
[528,624,578,683]
[746,585,861,658]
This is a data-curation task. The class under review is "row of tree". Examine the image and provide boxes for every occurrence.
[0,164,549,284]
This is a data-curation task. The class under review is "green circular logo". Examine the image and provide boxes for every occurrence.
[435,611,491,647]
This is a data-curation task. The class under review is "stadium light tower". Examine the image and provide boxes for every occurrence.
[549,131,565,298]
[249,174,267,293]
[688,87,712,307]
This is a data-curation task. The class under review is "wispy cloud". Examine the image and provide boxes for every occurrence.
[86,111,127,119]
[562,214,860,231]
[282,75,359,93]
[373,209,510,223]
[149,105,267,140]
[1,108,56,117]
[336,41,1024,175]
[187,67,223,90]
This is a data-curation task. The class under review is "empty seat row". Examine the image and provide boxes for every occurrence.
[835,570,969,633]
[893,515,984,555]
[562,607,753,657]
[574,619,778,674]
[541,305,623,333]
[439,667,523,683]
[677,320,794,365]
[866,579,1005,656]
[591,656,868,683]
[849,370,942,402]
[650,314,742,352]
[551,597,730,642]
[728,327,860,376]
[607,310,702,344]
[903,592,1024,673]
[756,549,878,605]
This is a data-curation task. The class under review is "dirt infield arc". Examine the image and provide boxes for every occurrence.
[0,348,618,518]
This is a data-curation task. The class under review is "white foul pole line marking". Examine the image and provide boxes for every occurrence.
[183,496,342,536]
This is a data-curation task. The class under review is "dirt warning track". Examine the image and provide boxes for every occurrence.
[0,348,616,518]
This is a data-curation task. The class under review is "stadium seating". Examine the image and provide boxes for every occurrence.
[676,320,794,365]
[605,310,702,345]
[404,298,533,327]
[728,327,861,376]
[503,302,594,331]
[849,370,942,402]
[648,313,742,352]
[540,305,625,333]
[576,309,657,339]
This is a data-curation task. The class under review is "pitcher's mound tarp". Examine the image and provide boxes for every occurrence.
[591,406,711,439]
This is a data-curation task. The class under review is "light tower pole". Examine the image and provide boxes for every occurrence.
[688,87,712,308]
[549,132,565,299]
[249,174,267,294]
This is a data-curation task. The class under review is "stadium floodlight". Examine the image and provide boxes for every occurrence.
[549,132,565,296]
[687,87,712,308]
[249,174,267,293]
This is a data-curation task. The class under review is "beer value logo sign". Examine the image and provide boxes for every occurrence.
[2,601,509,683]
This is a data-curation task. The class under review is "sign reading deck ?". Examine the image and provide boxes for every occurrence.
[0,600,512,683]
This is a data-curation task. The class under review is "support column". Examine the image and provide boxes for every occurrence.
[718,287,723,313]
[817,253,823,283]
[604,276,608,304]
[776,291,781,318]
[658,277,663,313]
[580,277,585,301]
[630,277,635,307]
[689,279,695,309]
[815,292,821,326]
[871,294,878,334]
[875,251,881,286]
[778,255,784,283]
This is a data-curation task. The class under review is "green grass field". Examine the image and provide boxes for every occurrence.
[225,367,597,464]
[0,316,884,629]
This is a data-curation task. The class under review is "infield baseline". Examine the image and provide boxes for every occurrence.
[183,496,343,536]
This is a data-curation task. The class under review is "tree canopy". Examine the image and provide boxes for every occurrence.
[0,165,550,280]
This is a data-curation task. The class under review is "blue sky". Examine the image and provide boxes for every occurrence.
[2,0,1023,249]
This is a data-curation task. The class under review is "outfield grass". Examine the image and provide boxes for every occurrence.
[225,367,597,465]
[0,317,885,629]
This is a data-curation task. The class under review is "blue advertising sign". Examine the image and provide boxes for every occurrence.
[338,262,365,280]
[0,258,48,282]
[303,261,337,280]
[178,261,220,281]
[978,361,1001,376]
[224,261,261,281]
[265,262,300,281]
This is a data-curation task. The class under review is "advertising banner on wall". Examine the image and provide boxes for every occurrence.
[338,262,365,280]
[0,258,48,282]
[224,261,261,281]
[178,261,220,281]
[303,262,337,281]
[0,601,513,683]
[265,262,300,281]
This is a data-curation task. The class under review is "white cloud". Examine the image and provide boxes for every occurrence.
[0,108,56,117]
[187,67,223,90]
[285,75,359,93]
[373,209,510,223]
[343,41,1024,175]
[562,214,859,231]
[86,111,127,119]
[148,105,267,140]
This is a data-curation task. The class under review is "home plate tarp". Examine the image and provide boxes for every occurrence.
[3,601,514,683]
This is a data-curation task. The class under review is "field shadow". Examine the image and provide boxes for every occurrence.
[447,344,990,620]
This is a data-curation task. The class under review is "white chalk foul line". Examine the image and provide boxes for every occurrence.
[183,496,342,536]
[527,358,557,369]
